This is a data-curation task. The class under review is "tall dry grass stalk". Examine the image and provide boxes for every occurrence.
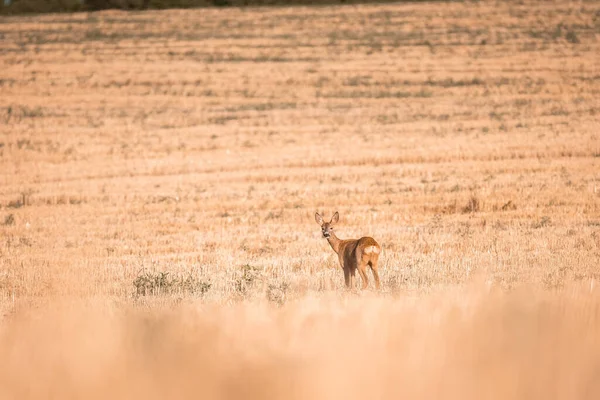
[1,285,600,400]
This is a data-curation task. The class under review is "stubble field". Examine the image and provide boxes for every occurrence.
[1,1,600,398]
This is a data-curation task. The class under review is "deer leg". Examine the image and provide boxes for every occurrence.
[358,264,369,290]
[343,267,351,288]
[369,259,381,290]
[349,267,356,290]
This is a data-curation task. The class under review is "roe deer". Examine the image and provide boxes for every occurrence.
[315,212,381,290]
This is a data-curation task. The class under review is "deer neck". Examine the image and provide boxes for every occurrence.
[326,232,342,254]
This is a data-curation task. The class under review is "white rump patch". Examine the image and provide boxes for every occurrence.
[363,246,381,254]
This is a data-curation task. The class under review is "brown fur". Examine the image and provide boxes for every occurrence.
[315,212,381,290]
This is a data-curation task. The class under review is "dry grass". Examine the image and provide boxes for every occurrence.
[2,287,600,400]
[0,0,600,398]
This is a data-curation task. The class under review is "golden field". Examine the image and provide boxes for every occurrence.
[1,1,600,398]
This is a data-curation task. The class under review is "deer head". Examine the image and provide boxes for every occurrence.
[315,212,339,238]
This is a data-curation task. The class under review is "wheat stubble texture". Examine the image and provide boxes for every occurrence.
[1,1,600,399]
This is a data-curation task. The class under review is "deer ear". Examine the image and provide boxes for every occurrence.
[315,213,324,225]
[331,212,339,224]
